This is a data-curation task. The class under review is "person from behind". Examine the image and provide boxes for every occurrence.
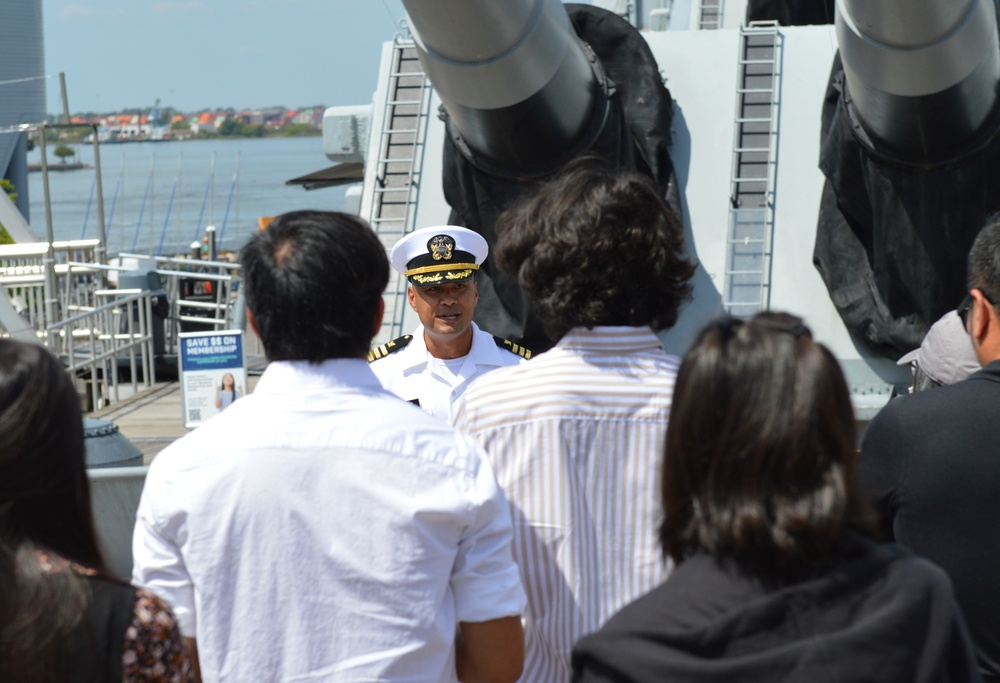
[861,213,1000,682]
[132,210,525,682]
[0,339,192,682]
[897,310,980,393]
[451,155,696,683]
[572,313,981,683]
[369,225,530,420]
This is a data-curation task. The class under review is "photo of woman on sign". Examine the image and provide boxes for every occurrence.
[215,372,243,411]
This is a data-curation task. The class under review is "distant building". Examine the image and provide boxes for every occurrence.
[0,0,46,221]
[192,112,221,134]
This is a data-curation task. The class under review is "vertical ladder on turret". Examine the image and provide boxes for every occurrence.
[699,0,724,29]
[365,36,433,344]
[722,22,781,317]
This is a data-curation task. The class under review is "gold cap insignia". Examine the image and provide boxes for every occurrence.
[428,235,455,261]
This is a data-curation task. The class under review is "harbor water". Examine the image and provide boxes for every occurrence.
[25,136,350,257]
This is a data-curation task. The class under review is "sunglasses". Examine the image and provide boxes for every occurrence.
[958,289,998,328]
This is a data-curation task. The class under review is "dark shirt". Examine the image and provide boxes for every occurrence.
[861,361,1000,682]
[572,537,980,683]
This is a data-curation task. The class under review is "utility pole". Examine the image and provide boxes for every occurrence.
[59,72,70,124]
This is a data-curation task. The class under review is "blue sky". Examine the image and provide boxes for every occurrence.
[42,0,411,114]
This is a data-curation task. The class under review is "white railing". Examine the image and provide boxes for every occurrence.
[68,255,244,358]
[45,290,156,410]
[3,243,259,405]
[0,242,50,331]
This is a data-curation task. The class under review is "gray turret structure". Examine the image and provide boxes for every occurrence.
[0,0,46,220]
[342,0,1000,415]
[815,0,1000,356]
[401,0,680,351]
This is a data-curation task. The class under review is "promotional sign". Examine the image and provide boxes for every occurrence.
[179,329,247,428]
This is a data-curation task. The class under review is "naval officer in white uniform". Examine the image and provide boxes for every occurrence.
[370,225,530,420]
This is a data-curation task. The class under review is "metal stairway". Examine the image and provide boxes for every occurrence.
[699,0,724,29]
[365,36,432,344]
[722,22,781,317]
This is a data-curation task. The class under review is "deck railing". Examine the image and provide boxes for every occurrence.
[45,290,157,410]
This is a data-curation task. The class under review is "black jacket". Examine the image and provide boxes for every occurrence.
[572,538,980,683]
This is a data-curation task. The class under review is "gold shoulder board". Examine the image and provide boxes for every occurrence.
[367,335,413,362]
[492,335,532,360]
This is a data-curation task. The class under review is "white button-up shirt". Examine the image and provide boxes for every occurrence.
[370,322,527,420]
[133,359,525,683]
[452,327,678,683]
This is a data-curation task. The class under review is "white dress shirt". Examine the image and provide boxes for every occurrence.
[370,322,527,420]
[133,359,525,683]
[452,327,678,683]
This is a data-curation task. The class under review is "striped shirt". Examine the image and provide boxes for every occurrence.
[452,326,677,683]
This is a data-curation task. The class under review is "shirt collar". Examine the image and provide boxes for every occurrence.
[401,322,503,372]
[254,358,383,394]
[555,326,664,354]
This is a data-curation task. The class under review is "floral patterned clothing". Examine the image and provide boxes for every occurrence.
[36,551,194,682]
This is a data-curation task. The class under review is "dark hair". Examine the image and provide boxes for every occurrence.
[240,210,389,361]
[659,312,876,581]
[0,340,107,680]
[967,212,1000,306]
[493,155,695,340]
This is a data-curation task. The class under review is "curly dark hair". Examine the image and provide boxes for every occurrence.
[493,156,695,340]
[659,312,877,581]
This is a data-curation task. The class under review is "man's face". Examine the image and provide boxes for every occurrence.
[407,280,479,341]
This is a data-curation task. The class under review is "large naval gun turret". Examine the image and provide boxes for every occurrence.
[400,0,680,351]
[816,0,1000,357]
[337,0,1000,415]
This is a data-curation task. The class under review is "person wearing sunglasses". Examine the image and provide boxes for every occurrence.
[861,213,1000,683]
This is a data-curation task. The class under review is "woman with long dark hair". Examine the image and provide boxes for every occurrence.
[0,339,193,681]
[572,312,981,683]
[214,372,243,411]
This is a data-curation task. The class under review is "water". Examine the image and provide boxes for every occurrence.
[25,137,350,257]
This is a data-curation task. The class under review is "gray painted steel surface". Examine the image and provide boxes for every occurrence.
[0,0,46,218]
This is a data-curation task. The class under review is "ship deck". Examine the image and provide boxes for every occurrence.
[88,375,261,463]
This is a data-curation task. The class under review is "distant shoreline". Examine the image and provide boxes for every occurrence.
[27,162,91,172]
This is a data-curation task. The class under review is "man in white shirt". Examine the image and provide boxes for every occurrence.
[133,210,525,682]
[369,225,530,420]
[452,157,696,683]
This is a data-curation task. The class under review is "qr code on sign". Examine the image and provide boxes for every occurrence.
[189,409,201,422]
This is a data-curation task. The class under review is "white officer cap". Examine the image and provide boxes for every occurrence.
[390,225,489,286]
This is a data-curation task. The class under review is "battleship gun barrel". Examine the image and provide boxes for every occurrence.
[400,0,600,171]
[816,0,1000,356]
[836,0,1000,159]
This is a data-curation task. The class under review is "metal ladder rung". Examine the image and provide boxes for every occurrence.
[724,26,780,317]
[370,42,434,343]
[377,171,416,180]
